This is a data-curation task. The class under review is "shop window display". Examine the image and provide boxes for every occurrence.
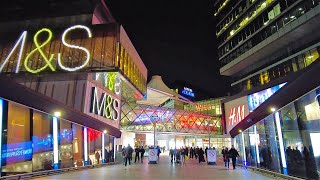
[59,120,73,168]
[72,124,84,167]
[32,111,53,171]
[1,102,32,174]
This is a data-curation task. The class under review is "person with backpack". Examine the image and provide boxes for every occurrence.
[125,144,133,166]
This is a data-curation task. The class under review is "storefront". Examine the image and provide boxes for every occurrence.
[0,1,148,176]
[228,61,320,179]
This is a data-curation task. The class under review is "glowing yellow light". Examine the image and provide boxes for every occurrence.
[54,111,61,117]
[103,130,107,134]
[24,28,55,74]
[271,107,276,112]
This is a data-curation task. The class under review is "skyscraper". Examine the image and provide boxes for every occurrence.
[214,0,320,94]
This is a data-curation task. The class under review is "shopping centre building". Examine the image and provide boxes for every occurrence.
[0,0,147,175]
[215,0,320,179]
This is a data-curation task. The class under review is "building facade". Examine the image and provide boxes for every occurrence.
[0,0,147,176]
[215,0,320,179]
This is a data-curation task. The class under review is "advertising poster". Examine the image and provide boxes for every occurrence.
[1,141,33,166]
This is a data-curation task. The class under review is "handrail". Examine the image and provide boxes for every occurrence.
[237,164,305,180]
[0,162,117,180]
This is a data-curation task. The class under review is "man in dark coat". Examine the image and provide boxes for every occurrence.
[228,145,239,169]
[198,148,205,163]
[134,146,140,163]
[140,146,145,163]
[125,144,133,166]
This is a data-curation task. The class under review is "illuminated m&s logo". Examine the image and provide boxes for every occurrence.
[90,87,120,121]
[0,25,92,74]
[228,105,245,126]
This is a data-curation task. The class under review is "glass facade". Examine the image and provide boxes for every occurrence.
[184,98,224,116]
[116,43,147,94]
[233,86,320,179]
[219,0,320,65]
[232,44,319,93]
[121,102,222,135]
[0,99,115,176]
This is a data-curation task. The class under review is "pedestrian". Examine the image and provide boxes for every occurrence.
[134,146,140,163]
[122,146,126,165]
[95,151,100,164]
[228,145,239,169]
[181,147,185,164]
[156,146,161,161]
[140,146,145,163]
[190,147,194,159]
[222,147,230,168]
[169,147,175,163]
[125,144,133,167]
[198,148,205,163]
[184,147,189,161]
[195,146,199,159]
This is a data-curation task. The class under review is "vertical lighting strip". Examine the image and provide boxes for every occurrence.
[114,137,116,160]
[241,132,247,165]
[102,133,105,163]
[275,112,287,168]
[84,127,88,164]
[254,125,260,164]
[0,99,3,169]
[53,117,59,168]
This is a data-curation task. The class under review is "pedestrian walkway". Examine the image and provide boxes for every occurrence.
[34,153,276,180]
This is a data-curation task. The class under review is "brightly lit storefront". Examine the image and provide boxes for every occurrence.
[228,61,320,179]
[0,1,147,176]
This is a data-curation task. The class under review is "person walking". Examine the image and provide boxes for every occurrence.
[222,147,230,168]
[190,147,194,159]
[198,148,205,163]
[134,146,140,163]
[169,147,175,163]
[195,146,199,159]
[122,146,126,165]
[184,147,189,161]
[140,146,145,163]
[125,144,133,167]
[95,151,100,164]
[156,146,161,161]
[181,147,185,164]
[228,145,239,169]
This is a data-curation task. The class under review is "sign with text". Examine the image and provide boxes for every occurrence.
[224,96,249,133]
[181,87,195,98]
[1,141,33,166]
[248,83,286,111]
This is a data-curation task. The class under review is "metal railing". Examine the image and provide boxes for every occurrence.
[0,162,117,180]
[237,164,305,180]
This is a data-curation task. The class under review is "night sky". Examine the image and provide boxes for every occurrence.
[107,0,230,98]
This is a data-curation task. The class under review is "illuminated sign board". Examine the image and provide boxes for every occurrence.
[228,105,245,126]
[1,141,32,166]
[247,83,286,111]
[90,87,120,120]
[94,72,121,95]
[224,96,249,133]
[0,25,92,74]
[181,87,195,98]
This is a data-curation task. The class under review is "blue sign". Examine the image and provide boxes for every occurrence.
[32,135,53,153]
[1,141,33,165]
[248,83,286,111]
[181,87,195,98]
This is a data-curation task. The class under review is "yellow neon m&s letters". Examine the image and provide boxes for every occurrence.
[24,28,55,74]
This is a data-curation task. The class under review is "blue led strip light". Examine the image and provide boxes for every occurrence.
[0,99,3,169]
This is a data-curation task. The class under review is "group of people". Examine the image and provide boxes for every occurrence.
[122,144,146,166]
[169,146,216,164]
[221,145,239,169]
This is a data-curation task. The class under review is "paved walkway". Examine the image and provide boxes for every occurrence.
[35,153,276,180]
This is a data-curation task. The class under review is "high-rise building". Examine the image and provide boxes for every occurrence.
[214,1,320,179]
[214,0,320,94]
